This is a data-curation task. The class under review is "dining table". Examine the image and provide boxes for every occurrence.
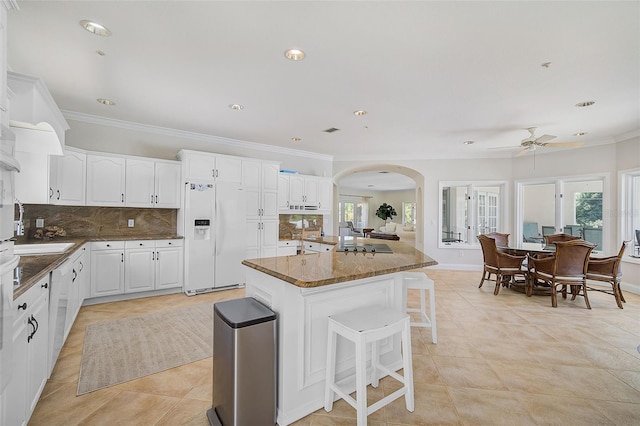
[497,242,556,295]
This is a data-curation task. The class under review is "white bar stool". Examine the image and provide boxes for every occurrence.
[324,307,414,426]
[401,271,437,343]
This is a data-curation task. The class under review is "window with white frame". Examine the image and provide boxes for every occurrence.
[620,169,640,257]
[439,181,505,246]
[338,198,368,228]
[402,201,416,225]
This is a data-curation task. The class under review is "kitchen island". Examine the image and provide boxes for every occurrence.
[242,237,437,426]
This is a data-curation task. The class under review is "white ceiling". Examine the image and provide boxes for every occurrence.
[6,1,640,162]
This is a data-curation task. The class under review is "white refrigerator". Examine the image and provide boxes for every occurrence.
[183,181,247,295]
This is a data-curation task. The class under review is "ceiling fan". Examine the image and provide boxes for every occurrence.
[491,127,583,157]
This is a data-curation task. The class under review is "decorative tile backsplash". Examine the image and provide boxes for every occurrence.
[16,204,178,242]
[279,214,323,239]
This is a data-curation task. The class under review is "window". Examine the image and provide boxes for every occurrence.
[439,181,505,246]
[338,199,368,228]
[402,201,416,225]
[517,176,607,251]
[620,169,640,257]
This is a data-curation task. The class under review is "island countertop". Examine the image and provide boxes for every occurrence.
[242,237,437,288]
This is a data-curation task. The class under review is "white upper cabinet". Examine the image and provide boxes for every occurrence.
[49,148,86,205]
[125,158,155,207]
[280,173,330,212]
[154,161,181,208]
[242,159,279,221]
[179,150,242,183]
[86,154,126,206]
[125,158,180,208]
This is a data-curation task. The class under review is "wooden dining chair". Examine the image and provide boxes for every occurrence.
[477,234,526,295]
[544,233,581,245]
[484,232,509,247]
[527,240,596,308]
[586,241,630,309]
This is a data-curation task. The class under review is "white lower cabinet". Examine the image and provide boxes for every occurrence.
[277,240,299,256]
[2,276,49,426]
[90,241,125,297]
[124,239,183,293]
[304,241,335,253]
[92,239,183,298]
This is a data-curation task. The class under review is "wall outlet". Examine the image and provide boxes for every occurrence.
[128,219,135,227]
[35,218,44,228]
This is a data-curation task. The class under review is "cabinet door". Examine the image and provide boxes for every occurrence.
[154,162,181,208]
[215,156,242,183]
[318,177,333,213]
[262,162,280,192]
[64,260,81,339]
[185,155,216,181]
[245,220,261,259]
[90,250,125,296]
[86,155,126,206]
[156,246,183,289]
[52,149,86,205]
[245,187,261,221]
[260,219,279,258]
[124,248,155,293]
[125,158,155,207]
[304,176,319,205]
[5,316,27,426]
[289,175,305,205]
[242,159,261,189]
[278,174,290,210]
[262,190,278,220]
[26,290,49,417]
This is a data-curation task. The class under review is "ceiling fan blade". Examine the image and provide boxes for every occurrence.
[515,148,529,157]
[534,134,556,144]
[488,145,521,150]
[542,141,584,148]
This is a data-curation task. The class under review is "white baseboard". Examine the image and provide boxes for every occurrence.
[426,263,483,272]
[621,280,640,295]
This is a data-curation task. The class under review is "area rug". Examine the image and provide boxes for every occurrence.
[77,303,213,395]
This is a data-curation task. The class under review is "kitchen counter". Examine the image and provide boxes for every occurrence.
[14,235,183,299]
[243,238,438,425]
[278,235,340,245]
[243,237,437,288]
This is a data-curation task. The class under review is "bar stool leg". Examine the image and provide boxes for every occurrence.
[324,322,337,412]
[401,318,415,412]
[429,287,437,344]
[355,334,368,426]
[371,340,379,388]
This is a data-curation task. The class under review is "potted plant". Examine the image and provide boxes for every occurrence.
[375,203,397,223]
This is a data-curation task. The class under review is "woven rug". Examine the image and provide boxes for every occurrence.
[77,303,213,395]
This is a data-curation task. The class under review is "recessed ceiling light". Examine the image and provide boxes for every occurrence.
[96,50,106,56]
[80,20,111,37]
[576,100,595,107]
[284,49,305,61]
[463,140,474,145]
[367,185,374,187]
[229,104,244,111]
[353,110,367,116]
[97,98,115,106]
[574,132,588,136]
[291,137,301,142]
[541,62,551,68]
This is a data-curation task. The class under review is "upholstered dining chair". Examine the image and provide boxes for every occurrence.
[586,241,630,309]
[477,234,526,295]
[544,233,581,245]
[484,232,509,247]
[527,239,596,308]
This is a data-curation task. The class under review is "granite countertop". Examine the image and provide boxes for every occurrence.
[280,236,340,245]
[14,235,183,300]
[243,237,437,288]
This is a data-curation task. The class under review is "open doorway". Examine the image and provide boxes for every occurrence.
[334,165,424,249]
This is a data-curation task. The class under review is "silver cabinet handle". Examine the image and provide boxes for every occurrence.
[155,195,158,204]
[151,194,154,204]
[56,190,60,200]
[121,193,124,202]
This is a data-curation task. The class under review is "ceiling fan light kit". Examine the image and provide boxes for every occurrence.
[489,127,583,156]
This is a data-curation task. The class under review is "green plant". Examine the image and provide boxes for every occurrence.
[375,203,397,221]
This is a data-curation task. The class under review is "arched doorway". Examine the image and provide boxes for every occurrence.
[333,165,425,249]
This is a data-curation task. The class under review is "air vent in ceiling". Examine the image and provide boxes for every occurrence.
[323,127,340,133]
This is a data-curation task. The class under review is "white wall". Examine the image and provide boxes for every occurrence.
[65,119,333,176]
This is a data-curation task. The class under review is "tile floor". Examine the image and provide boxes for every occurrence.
[30,270,640,425]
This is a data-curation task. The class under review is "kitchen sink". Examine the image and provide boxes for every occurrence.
[14,242,76,255]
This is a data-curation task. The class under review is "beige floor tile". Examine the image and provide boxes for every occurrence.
[431,356,507,391]
[384,383,461,425]
[155,397,211,426]
[78,390,180,425]
[517,393,616,425]
[113,365,199,398]
[448,387,537,426]
[549,364,640,403]
[608,369,640,393]
[591,399,640,425]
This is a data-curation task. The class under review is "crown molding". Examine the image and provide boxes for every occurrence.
[61,110,334,162]
[614,129,640,143]
[2,0,19,11]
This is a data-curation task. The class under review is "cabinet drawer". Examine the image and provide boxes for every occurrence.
[13,276,49,327]
[155,239,183,248]
[91,241,125,251]
[124,240,155,249]
[278,240,299,248]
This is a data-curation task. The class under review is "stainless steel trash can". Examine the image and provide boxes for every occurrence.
[207,297,277,426]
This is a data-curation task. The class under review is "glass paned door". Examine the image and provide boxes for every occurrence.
[521,183,556,243]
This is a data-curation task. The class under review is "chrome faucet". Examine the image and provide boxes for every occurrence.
[14,198,24,236]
